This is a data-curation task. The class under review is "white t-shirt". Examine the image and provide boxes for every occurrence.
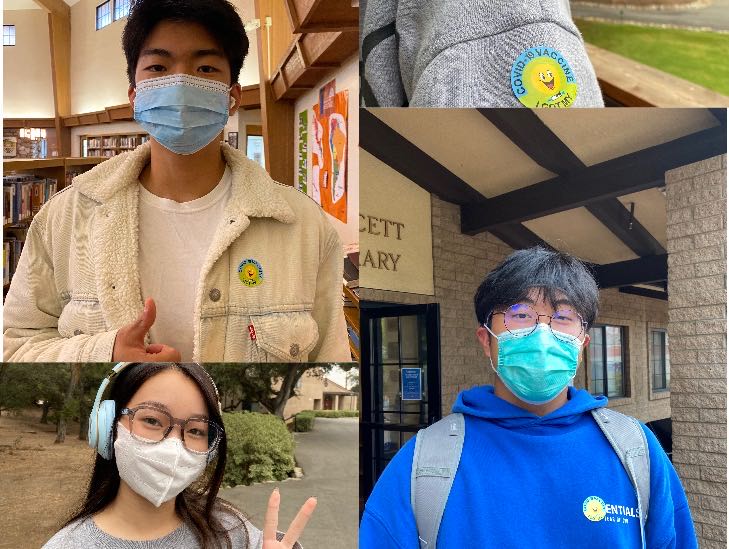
[138,166,232,361]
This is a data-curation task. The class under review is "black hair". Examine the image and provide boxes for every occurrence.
[474,247,599,329]
[64,363,247,549]
[122,0,249,87]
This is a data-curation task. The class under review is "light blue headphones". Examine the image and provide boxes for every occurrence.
[88,362,224,461]
[88,362,130,460]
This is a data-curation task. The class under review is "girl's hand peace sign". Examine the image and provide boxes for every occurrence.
[263,488,317,549]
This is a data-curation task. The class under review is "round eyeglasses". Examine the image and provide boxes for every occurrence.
[120,405,223,454]
[489,303,587,343]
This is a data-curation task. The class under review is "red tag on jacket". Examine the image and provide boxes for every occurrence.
[248,324,257,341]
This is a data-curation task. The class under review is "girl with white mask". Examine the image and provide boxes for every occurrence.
[43,363,315,548]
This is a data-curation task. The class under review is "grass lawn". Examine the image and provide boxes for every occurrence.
[575,19,729,96]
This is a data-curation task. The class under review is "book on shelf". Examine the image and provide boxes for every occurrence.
[3,174,58,225]
[83,135,149,158]
[3,231,26,287]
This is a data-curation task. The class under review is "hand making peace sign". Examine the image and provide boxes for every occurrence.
[263,488,317,549]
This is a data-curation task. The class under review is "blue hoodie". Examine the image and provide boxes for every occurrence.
[360,386,697,549]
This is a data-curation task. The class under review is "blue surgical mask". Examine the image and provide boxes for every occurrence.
[133,74,233,155]
[484,323,582,405]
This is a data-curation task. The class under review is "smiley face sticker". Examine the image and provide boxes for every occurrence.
[511,46,578,108]
[582,496,607,522]
[238,259,264,287]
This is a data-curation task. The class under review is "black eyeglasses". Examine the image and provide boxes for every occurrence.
[488,303,587,342]
[120,405,222,454]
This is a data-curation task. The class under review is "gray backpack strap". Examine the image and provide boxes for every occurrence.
[410,413,465,549]
[591,408,650,549]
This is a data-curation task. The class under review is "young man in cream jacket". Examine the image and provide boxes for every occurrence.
[3,0,351,364]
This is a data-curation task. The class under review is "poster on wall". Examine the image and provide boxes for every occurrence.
[310,79,348,223]
[298,110,308,194]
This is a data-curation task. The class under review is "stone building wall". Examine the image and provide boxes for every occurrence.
[665,154,727,549]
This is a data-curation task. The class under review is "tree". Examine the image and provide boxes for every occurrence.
[0,364,69,421]
[207,364,335,418]
[345,367,360,391]
[55,364,81,443]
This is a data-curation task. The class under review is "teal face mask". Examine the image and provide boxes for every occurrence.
[484,323,582,405]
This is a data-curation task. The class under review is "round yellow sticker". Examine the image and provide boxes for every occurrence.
[238,259,264,287]
[583,496,607,522]
[511,46,578,108]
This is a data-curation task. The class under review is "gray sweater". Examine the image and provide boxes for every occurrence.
[42,512,275,549]
[361,0,604,107]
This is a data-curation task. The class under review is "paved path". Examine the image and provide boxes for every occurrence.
[221,417,358,549]
[572,0,729,31]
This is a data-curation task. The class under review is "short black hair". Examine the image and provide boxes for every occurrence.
[122,0,249,87]
[474,247,599,329]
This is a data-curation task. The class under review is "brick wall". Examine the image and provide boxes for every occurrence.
[666,153,727,549]
[579,287,671,422]
[428,196,515,413]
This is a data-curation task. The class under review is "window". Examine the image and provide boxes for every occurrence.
[588,325,626,398]
[114,0,131,21]
[96,1,112,30]
[651,330,670,391]
[3,25,16,46]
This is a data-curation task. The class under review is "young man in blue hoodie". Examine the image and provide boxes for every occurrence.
[360,247,698,548]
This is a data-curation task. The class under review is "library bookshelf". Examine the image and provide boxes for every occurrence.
[81,132,148,158]
[3,156,107,294]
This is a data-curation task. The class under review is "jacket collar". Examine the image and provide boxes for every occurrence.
[72,141,296,224]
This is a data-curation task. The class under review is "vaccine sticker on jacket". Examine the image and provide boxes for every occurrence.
[238,259,264,287]
[583,496,607,521]
[511,46,578,108]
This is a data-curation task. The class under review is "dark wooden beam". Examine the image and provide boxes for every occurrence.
[360,109,485,205]
[462,125,726,233]
[619,286,668,301]
[591,254,667,289]
[478,109,666,256]
[709,108,727,126]
[586,199,665,257]
[478,109,583,175]
[491,225,553,250]
[360,109,550,251]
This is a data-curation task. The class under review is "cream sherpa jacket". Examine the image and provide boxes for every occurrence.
[4,142,351,363]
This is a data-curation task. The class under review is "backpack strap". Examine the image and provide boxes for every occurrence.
[591,408,650,549]
[410,413,465,549]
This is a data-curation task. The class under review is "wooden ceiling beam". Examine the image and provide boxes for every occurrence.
[360,109,550,251]
[461,125,726,233]
[591,254,668,288]
[32,0,70,17]
[478,108,668,256]
[619,286,668,301]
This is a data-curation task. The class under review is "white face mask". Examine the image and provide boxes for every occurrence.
[114,422,208,507]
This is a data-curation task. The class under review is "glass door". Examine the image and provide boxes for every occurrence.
[360,303,441,505]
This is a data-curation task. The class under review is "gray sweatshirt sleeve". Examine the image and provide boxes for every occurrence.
[361,0,407,107]
[361,0,604,108]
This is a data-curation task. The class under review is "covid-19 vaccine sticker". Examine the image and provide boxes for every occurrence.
[511,46,578,108]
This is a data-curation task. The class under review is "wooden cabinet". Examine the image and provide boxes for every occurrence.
[271,31,358,100]
[284,0,358,33]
